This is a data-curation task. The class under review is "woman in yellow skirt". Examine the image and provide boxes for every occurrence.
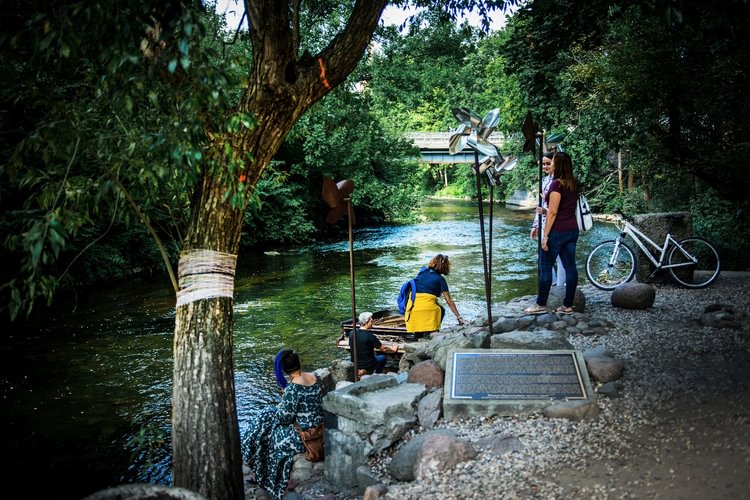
[405,254,466,333]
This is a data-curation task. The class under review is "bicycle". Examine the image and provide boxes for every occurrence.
[585,211,721,290]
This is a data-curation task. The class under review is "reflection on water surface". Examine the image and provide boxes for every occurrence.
[0,199,617,498]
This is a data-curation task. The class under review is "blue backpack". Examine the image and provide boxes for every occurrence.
[397,278,417,315]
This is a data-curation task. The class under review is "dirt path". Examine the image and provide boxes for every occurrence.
[548,388,750,499]
[545,274,750,499]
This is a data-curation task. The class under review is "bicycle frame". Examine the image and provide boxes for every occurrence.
[617,221,697,272]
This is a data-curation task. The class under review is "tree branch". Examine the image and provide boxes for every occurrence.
[108,174,179,293]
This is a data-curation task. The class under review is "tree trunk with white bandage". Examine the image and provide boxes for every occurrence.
[171,2,390,498]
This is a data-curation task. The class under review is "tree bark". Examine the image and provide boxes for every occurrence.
[171,1,389,498]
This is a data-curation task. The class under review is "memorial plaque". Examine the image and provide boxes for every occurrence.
[450,351,586,400]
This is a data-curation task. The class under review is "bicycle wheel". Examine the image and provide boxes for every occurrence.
[667,237,720,288]
[586,240,637,290]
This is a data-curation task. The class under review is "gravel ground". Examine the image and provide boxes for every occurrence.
[267,273,750,500]
[375,272,750,500]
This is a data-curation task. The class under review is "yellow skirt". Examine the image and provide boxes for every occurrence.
[405,292,443,333]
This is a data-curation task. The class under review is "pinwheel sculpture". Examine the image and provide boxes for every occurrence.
[449,107,516,334]
[321,177,360,379]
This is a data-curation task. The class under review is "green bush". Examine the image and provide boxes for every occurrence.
[690,189,749,271]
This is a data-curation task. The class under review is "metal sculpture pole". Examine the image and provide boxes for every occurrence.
[474,150,493,335]
[536,132,544,284]
[345,198,359,382]
[449,107,507,334]
[321,178,359,381]
[488,181,494,285]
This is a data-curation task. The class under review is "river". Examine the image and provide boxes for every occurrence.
[0,199,616,499]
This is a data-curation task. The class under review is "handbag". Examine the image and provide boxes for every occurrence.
[576,193,594,232]
[294,421,325,462]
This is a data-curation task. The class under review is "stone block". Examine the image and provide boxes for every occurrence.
[632,212,692,283]
[323,428,371,488]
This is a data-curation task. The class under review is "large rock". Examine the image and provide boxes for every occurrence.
[611,282,656,309]
[490,329,575,350]
[82,485,207,500]
[585,354,625,383]
[322,375,428,487]
[329,358,355,384]
[412,432,477,480]
[542,400,600,420]
[700,304,750,330]
[416,388,442,429]
[421,333,476,371]
[388,429,476,481]
[407,359,444,389]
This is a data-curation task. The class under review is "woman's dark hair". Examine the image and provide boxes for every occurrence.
[274,348,302,388]
[552,152,577,191]
[281,349,301,374]
[428,254,451,275]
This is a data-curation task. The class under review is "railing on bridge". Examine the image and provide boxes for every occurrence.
[404,131,505,164]
[404,131,505,150]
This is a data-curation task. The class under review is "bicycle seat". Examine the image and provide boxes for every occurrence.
[665,214,685,222]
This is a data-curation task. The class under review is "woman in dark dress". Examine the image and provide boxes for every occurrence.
[242,349,323,499]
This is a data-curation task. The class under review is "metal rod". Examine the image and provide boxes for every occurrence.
[536,132,545,290]
[474,150,493,335]
[488,185,494,284]
[347,199,358,382]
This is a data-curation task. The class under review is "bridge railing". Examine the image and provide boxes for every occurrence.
[404,131,505,150]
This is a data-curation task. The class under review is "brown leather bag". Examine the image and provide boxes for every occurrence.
[294,421,324,462]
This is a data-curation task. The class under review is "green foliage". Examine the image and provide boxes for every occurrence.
[283,85,423,223]
[126,416,169,479]
[4,0,750,322]
[241,167,316,246]
[433,165,476,198]
[0,0,246,319]
[369,12,483,132]
[690,190,749,271]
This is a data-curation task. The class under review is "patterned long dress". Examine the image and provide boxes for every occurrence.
[242,380,323,500]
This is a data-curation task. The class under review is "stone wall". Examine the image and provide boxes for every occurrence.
[631,212,692,283]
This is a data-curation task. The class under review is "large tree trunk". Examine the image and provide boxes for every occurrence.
[170,1,389,498]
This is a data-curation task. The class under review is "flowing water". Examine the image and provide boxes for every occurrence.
[0,199,617,499]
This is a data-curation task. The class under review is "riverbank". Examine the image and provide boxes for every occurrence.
[278,272,750,499]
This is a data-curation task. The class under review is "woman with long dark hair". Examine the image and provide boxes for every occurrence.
[524,152,580,314]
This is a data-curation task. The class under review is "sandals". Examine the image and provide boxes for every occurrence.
[555,306,575,315]
[523,305,548,315]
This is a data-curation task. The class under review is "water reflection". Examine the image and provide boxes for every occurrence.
[0,199,617,499]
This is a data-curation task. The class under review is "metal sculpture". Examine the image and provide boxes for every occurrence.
[321,178,360,380]
[449,107,516,335]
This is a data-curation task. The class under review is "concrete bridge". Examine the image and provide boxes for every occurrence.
[404,131,535,208]
[404,131,505,164]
